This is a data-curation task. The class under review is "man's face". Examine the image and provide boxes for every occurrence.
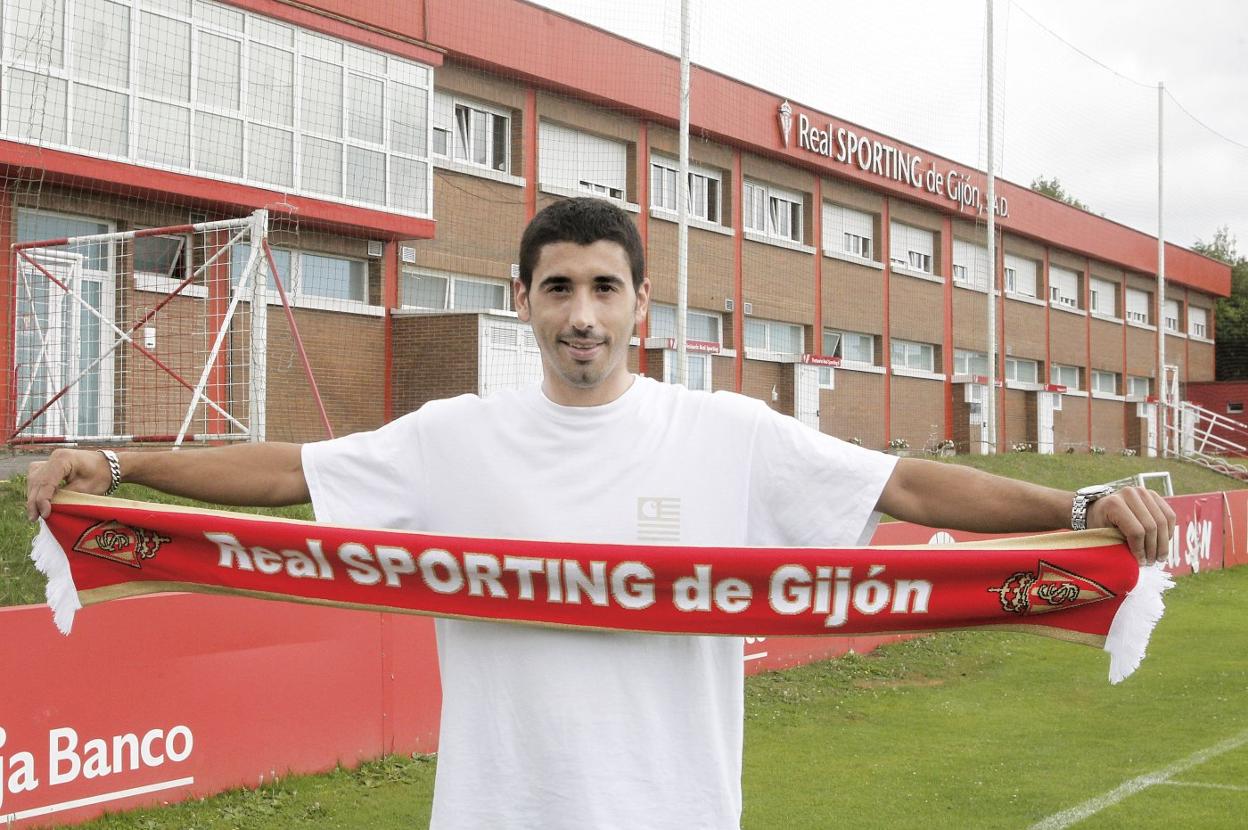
[515,239,650,406]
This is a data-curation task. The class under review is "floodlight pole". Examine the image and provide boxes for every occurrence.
[675,0,691,386]
[985,0,998,453]
[1157,81,1167,456]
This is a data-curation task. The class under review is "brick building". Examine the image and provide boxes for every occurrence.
[0,0,1231,453]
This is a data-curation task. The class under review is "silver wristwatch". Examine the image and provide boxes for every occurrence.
[1071,484,1115,531]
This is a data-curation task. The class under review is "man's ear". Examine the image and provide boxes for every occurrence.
[514,278,530,323]
[634,276,651,327]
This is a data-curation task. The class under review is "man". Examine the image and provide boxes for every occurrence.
[27,198,1174,829]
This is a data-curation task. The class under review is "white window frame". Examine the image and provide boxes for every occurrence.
[952,239,989,290]
[744,179,803,243]
[822,203,874,261]
[233,245,375,312]
[744,317,804,356]
[953,349,989,377]
[649,155,722,224]
[647,303,723,346]
[1091,369,1119,396]
[663,351,713,392]
[823,328,875,365]
[1090,277,1118,318]
[1164,299,1181,333]
[890,338,936,373]
[1004,254,1038,298]
[539,120,628,201]
[1049,266,1081,310]
[1005,357,1040,385]
[1127,375,1151,399]
[1050,363,1082,391]
[1189,306,1208,338]
[432,92,510,173]
[399,267,512,313]
[889,221,935,276]
[0,1,434,217]
[1126,287,1151,325]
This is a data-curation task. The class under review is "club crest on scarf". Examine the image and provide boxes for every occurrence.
[989,560,1115,615]
[72,520,171,568]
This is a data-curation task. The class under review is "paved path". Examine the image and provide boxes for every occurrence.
[0,452,47,481]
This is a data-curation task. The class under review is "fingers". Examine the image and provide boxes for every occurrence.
[1091,487,1173,567]
[25,457,66,522]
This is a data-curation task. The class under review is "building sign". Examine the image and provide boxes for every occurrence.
[800,354,841,367]
[779,101,1009,219]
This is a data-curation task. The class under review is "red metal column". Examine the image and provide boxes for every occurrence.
[383,240,399,423]
[205,230,230,436]
[813,176,823,344]
[940,216,953,440]
[1085,258,1093,448]
[523,89,538,223]
[637,121,649,377]
[996,232,1007,445]
[882,198,892,443]
[732,150,743,393]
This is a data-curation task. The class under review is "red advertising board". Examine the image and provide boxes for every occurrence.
[0,596,439,827]
[1219,489,1248,568]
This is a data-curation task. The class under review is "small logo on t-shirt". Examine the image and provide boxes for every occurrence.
[637,497,681,542]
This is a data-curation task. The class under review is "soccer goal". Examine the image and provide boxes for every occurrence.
[9,209,331,447]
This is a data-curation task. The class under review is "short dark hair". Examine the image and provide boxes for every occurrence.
[518,198,645,290]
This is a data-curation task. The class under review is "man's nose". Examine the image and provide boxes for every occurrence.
[568,288,596,331]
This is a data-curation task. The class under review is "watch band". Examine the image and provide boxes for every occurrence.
[100,449,122,496]
[1071,484,1115,531]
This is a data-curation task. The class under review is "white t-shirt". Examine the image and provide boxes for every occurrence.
[302,375,896,830]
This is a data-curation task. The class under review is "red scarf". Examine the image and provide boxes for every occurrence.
[32,492,1172,683]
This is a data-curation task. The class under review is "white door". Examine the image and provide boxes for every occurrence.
[794,363,820,430]
[1037,392,1057,455]
[479,317,544,396]
[1140,402,1157,457]
[13,252,113,439]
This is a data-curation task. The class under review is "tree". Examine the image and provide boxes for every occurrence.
[1194,226,1248,380]
[1030,176,1090,212]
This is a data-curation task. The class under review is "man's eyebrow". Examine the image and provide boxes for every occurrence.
[537,274,572,288]
[593,274,626,286]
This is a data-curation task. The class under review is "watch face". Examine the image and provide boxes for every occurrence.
[1076,484,1115,498]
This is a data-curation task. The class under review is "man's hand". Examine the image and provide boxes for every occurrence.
[1086,485,1176,566]
[26,449,113,521]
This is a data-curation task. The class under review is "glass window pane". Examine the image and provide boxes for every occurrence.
[346,43,386,75]
[5,0,65,68]
[247,123,292,187]
[194,112,242,177]
[134,235,185,276]
[136,12,190,100]
[135,99,190,168]
[744,319,766,350]
[648,304,675,340]
[72,0,129,89]
[491,112,508,171]
[300,56,342,137]
[346,146,386,205]
[687,311,718,343]
[389,156,428,214]
[347,74,384,144]
[5,70,68,144]
[250,17,293,48]
[197,32,241,111]
[454,279,507,311]
[194,0,243,31]
[144,0,191,16]
[688,354,707,390]
[17,211,109,268]
[248,44,294,126]
[390,82,428,156]
[77,280,101,435]
[301,135,343,197]
[230,243,287,291]
[70,84,128,156]
[402,271,447,309]
[301,253,365,302]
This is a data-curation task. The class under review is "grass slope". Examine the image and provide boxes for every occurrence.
[61,566,1248,829]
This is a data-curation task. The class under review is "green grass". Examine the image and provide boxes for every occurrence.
[2,455,1241,608]
[57,566,1248,829]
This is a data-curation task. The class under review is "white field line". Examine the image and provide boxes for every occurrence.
[1,777,194,824]
[744,651,769,661]
[1160,780,1248,793]
[1031,728,1248,829]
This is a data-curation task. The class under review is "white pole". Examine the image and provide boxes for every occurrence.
[1157,81,1167,455]
[249,209,269,443]
[985,0,998,454]
[675,0,691,386]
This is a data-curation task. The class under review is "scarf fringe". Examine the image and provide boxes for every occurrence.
[31,518,81,635]
[1104,564,1174,684]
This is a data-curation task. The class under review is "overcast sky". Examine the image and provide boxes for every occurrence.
[533,0,1248,256]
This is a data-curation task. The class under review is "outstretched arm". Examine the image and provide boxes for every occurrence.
[875,457,1175,565]
[26,443,310,520]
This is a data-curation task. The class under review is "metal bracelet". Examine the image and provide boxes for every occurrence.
[100,449,122,496]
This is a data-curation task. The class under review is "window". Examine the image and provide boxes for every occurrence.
[953,349,989,377]
[1090,277,1118,317]
[648,304,722,344]
[1189,306,1208,338]
[1228,402,1244,415]
[744,317,803,354]
[1004,254,1038,298]
[890,339,936,373]
[400,269,510,312]
[952,239,989,289]
[744,180,803,243]
[1164,299,1181,332]
[539,121,627,200]
[1091,370,1118,395]
[1128,376,1151,399]
[1126,287,1150,325]
[823,204,874,260]
[663,352,712,391]
[1005,357,1039,384]
[1,1,432,215]
[889,222,935,276]
[231,246,369,305]
[823,329,875,364]
[649,156,722,224]
[1049,266,1080,309]
[133,233,188,281]
[1050,363,1081,390]
[432,93,509,173]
